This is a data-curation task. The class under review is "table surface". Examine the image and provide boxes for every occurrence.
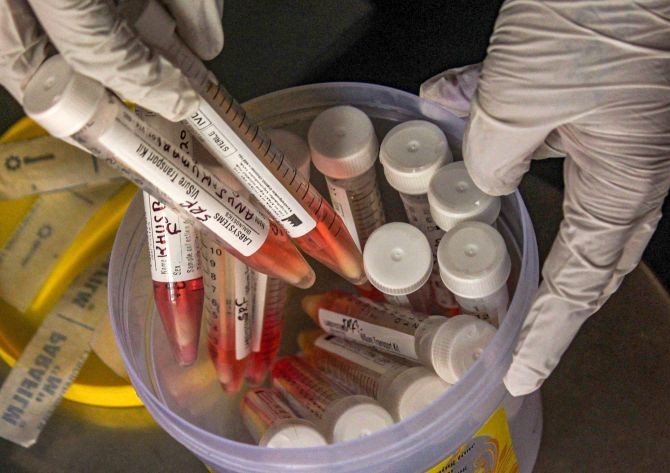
[1,175,668,472]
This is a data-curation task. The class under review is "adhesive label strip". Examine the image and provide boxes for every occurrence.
[0,255,110,447]
[327,180,362,251]
[0,181,124,312]
[0,135,120,199]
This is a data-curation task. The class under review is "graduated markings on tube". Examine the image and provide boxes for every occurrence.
[0,255,110,448]
[186,101,316,238]
[327,180,362,251]
[317,309,418,359]
[95,109,268,256]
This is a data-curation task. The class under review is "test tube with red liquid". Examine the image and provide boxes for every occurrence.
[201,231,254,393]
[138,109,204,366]
[129,1,366,285]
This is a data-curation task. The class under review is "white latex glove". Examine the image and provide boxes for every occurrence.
[422,0,670,396]
[0,0,223,121]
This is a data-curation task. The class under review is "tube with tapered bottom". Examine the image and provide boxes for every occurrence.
[201,230,254,393]
[22,55,315,290]
[272,356,393,443]
[299,331,451,421]
[138,110,204,366]
[302,291,496,384]
[128,0,365,285]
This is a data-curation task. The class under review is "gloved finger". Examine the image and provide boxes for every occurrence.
[504,139,670,396]
[160,0,224,61]
[26,0,198,121]
[419,63,482,118]
[0,0,50,103]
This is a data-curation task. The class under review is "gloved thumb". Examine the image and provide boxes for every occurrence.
[161,0,224,61]
[420,63,482,118]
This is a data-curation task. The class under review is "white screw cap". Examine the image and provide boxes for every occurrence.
[268,129,311,180]
[437,221,511,298]
[380,120,452,195]
[378,366,451,421]
[261,420,328,448]
[326,395,394,443]
[428,161,501,232]
[363,222,433,296]
[308,105,378,179]
[430,314,497,384]
[23,55,105,138]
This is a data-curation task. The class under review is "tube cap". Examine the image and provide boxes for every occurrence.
[363,223,433,296]
[325,395,394,443]
[428,162,501,232]
[430,315,497,384]
[260,420,328,448]
[378,366,451,421]
[380,120,451,195]
[308,106,378,179]
[23,55,105,138]
[437,221,511,298]
[268,129,311,179]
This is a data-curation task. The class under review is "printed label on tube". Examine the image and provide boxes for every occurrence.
[93,107,268,256]
[186,101,316,238]
[316,335,408,375]
[233,261,253,360]
[327,180,361,251]
[318,309,418,359]
[143,193,202,282]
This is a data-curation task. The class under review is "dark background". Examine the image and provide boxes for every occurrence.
[1,0,666,288]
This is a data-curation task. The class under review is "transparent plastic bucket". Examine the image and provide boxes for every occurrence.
[109,82,542,473]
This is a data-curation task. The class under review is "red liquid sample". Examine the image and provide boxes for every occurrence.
[207,309,248,394]
[153,278,205,367]
[247,277,288,385]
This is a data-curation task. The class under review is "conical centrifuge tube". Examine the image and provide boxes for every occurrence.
[240,388,328,448]
[138,109,204,366]
[22,55,315,290]
[308,105,386,252]
[128,1,365,285]
[201,231,254,393]
[380,120,459,316]
[247,130,311,385]
[272,356,393,443]
[363,223,434,314]
[299,331,450,421]
[301,291,496,384]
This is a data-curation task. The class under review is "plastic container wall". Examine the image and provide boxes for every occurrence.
[109,83,541,473]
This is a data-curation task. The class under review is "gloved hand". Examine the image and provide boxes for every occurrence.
[0,0,223,121]
[422,0,670,396]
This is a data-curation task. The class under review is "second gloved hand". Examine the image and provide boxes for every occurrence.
[421,0,670,396]
[0,0,223,121]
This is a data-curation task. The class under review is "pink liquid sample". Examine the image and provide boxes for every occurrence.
[153,278,205,366]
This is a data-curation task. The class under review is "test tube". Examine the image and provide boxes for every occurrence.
[247,129,311,385]
[201,231,254,393]
[240,388,328,448]
[301,291,496,384]
[272,356,393,443]
[299,331,451,421]
[308,106,386,251]
[128,1,365,285]
[363,223,433,313]
[379,120,458,316]
[21,55,315,289]
[437,221,511,325]
[138,110,204,366]
[428,161,501,232]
